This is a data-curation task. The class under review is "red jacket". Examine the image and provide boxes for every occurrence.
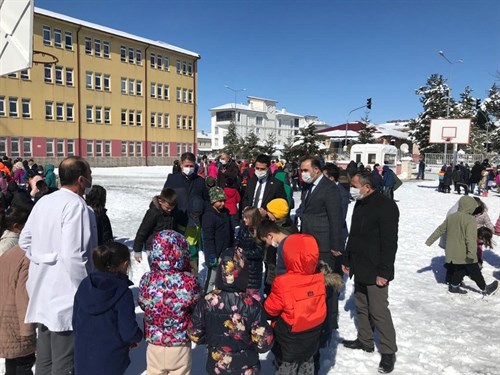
[264,234,326,332]
[223,187,240,216]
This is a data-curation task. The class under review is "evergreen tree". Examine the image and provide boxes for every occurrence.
[290,122,326,159]
[282,136,296,162]
[259,132,277,156]
[484,84,500,151]
[357,111,376,144]
[408,74,453,153]
[455,87,485,154]
[223,121,241,156]
[240,131,260,160]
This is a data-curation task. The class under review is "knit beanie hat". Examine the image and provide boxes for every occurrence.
[267,198,289,220]
[209,186,226,204]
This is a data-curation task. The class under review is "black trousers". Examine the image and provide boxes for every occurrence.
[5,353,36,375]
[451,263,486,290]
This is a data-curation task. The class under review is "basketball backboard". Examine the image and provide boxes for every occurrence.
[429,118,471,144]
[0,0,34,76]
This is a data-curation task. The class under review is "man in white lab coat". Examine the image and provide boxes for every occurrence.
[19,156,97,375]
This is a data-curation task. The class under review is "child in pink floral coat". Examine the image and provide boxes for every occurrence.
[188,247,273,375]
[139,230,201,374]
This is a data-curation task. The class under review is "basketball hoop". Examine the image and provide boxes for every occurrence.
[32,50,58,65]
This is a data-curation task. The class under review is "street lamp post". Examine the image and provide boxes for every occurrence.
[438,51,463,165]
[224,85,246,122]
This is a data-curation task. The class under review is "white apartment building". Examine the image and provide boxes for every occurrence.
[210,96,313,150]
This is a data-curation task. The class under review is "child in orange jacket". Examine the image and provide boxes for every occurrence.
[264,233,326,374]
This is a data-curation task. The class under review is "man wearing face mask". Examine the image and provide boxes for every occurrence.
[241,154,287,217]
[163,152,209,229]
[342,171,399,374]
[19,156,98,375]
[217,152,240,189]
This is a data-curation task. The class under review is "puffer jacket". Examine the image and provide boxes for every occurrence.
[73,270,143,375]
[426,196,478,264]
[188,247,273,375]
[138,230,201,346]
[264,234,326,363]
[133,196,179,254]
[235,225,264,290]
[0,245,36,359]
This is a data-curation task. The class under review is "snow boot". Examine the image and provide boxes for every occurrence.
[448,284,467,294]
[482,280,499,296]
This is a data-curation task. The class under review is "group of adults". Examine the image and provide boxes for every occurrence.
[1,152,400,374]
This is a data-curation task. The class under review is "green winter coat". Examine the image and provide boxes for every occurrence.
[425,196,478,264]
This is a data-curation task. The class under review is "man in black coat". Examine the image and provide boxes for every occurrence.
[163,152,209,228]
[241,154,287,216]
[217,152,240,189]
[342,171,399,374]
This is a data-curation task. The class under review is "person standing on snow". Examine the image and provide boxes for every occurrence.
[342,171,399,374]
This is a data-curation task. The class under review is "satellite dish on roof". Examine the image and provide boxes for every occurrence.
[400,143,409,153]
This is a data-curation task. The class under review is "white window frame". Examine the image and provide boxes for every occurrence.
[86,71,93,89]
[44,64,53,83]
[21,98,31,118]
[188,116,193,130]
[95,73,102,90]
[65,31,73,50]
[66,68,74,86]
[128,110,135,126]
[182,115,187,129]
[103,41,110,58]
[67,139,75,156]
[55,66,63,84]
[9,97,18,117]
[157,112,163,128]
[120,46,126,62]
[94,39,101,57]
[54,28,62,48]
[136,111,142,126]
[176,87,181,102]
[150,83,156,98]
[85,37,92,54]
[96,140,103,157]
[66,103,74,121]
[183,89,188,103]
[121,77,127,94]
[56,102,64,121]
[136,142,142,157]
[128,142,134,156]
[121,109,127,125]
[136,49,142,65]
[20,69,29,80]
[128,79,135,95]
[104,107,111,124]
[151,112,156,127]
[0,97,5,116]
[43,25,51,46]
[105,140,111,156]
[176,59,181,74]
[163,85,169,100]
[86,105,93,123]
[156,84,162,99]
[87,140,94,156]
[163,56,169,71]
[10,138,20,157]
[136,80,142,96]
[188,89,193,103]
[150,53,156,68]
[103,74,110,91]
[45,101,53,120]
[164,113,169,128]
[121,141,127,156]
[46,138,54,157]
[128,47,134,63]
[95,106,102,123]
[57,139,65,157]
[176,115,181,129]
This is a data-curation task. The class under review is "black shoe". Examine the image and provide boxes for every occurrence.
[342,338,374,352]
[482,280,499,296]
[378,353,396,373]
[448,284,467,294]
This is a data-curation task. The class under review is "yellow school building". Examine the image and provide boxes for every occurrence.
[0,7,199,166]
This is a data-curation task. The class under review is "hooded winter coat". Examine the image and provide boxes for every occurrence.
[426,196,478,264]
[264,234,326,363]
[133,196,179,254]
[0,245,36,359]
[73,271,143,375]
[138,230,201,346]
[235,225,264,290]
[44,164,56,188]
[188,247,273,375]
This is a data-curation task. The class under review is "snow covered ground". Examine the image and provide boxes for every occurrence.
[1,166,499,374]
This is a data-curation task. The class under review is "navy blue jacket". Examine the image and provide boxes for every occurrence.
[202,206,234,265]
[73,271,143,375]
[163,171,209,225]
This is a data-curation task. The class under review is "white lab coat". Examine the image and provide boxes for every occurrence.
[19,188,97,332]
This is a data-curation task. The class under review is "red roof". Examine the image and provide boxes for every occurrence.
[316,121,365,133]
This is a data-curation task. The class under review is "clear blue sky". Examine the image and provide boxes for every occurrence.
[36,0,500,131]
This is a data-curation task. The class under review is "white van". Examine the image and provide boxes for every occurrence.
[350,144,398,168]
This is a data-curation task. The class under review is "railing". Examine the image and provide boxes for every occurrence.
[423,153,484,167]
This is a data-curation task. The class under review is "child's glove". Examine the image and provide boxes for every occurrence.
[207,255,218,269]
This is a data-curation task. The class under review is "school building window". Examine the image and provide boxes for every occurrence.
[67,104,74,121]
[43,26,51,46]
[104,107,111,124]
[9,97,18,117]
[103,41,110,58]
[46,138,54,157]
[0,97,5,116]
[86,105,93,122]
[66,68,74,86]
[65,31,73,50]
[44,64,52,83]
[56,102,64,121]
[85,37,92,54]
[45,101,53,120]
[57,139,65,157]
[21,98,31,118]
[54,29,62,48]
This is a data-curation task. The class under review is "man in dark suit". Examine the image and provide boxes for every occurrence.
[241,154,287,216]
[297,156,344,371]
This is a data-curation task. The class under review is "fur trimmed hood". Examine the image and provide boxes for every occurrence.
[318,260,345,292]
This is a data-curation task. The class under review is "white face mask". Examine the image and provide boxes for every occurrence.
[301,172,314,184]
[182,167,195,176]
[350,187,364,201]
[220,159,227,165]
[255,169,268,180]
[271,240,279,248]
[83,177,92,196]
